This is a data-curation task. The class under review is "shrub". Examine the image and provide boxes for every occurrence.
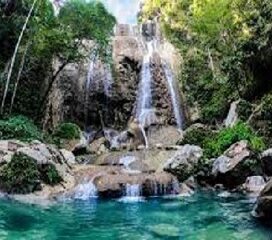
[52,123,81,140]
[39,164,62,186]
[0,116,43,142]
[237,99,253,122]
[203,122,265,159]
[179,126,215,147]
[0,153,41,194]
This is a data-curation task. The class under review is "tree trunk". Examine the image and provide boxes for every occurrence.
[0,0,38,115]
[39,61,69,112]
[9,43,30,114]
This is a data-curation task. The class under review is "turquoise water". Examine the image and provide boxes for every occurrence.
[0,192,271,239]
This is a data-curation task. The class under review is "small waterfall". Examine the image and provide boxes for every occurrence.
[139,124,149,149]
[163,62,184,129]
[103,63,113,97]
[85,53,96,125]
[73,177,98,200]
[125,184,142,197]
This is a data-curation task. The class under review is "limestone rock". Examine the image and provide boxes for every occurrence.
[71,165,178,198]
[18,147,52,165]
[88,137,107,155]
[60,149,76,165]
[212,141,260,188]
[163,145,203,181]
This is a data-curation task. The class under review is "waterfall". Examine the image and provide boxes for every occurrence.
[103,64,113,97]
[84,52,113,128]
[125,184,142,197]
[163,62,184,129]
[84,53,96,126]
[136,41,155,127]
[73,177,98,200]
[139,124,149,149]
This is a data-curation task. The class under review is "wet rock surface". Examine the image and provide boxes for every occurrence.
[212,141,261,189]
[163,145,203,181]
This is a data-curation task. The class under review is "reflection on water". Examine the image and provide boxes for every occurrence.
[0,192,270,239]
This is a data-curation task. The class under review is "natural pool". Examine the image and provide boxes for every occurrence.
[0,192,271,240]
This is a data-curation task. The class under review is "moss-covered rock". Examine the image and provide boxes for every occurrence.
[0,153,41,194]
[53,123,81,140]
[39,164,63,186]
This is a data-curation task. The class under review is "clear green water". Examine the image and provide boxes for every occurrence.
[0,192,271,240]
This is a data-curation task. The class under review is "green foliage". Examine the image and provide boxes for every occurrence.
[0,153,40,194]
[179,126,215,147]
[39,164,62,186]
[0,0,116,118]
[0,115,43,142]
[204,122,265,159]
[53,123,81,140]
[180,122,265,160]
[237,100,253,121]
[143,0,272,124]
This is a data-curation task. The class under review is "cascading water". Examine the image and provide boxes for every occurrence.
[103,64,113,97]
[73,177,98,200]
[135,41,155,127]
[163,62,184,129]
[125,184,142,197]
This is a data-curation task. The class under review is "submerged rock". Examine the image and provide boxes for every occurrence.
[163,145,203,181]
[212,141,261,189]
[148,224,180,238]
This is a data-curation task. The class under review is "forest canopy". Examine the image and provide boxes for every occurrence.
[142,0,272,124]
[0,0,116,119]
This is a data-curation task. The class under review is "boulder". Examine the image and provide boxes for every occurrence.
[253,179,272,219]
[88,137,107,155]
[127,118,146,148]
[163,145,203,181]
[17,146,52,165]
[179,183,194,197]
[212,141,261,189]
[60,149,76,165]
[261,149,272,176]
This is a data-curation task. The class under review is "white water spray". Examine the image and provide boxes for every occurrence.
[73,177,98,200]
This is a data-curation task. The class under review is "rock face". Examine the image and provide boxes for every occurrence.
[253,179,272,219]
[43,23,183,132]
[212,141,261,189]
[0,140,74,179]
[163,145,203,181]
[243,176,266,195]
[261,149,272,176]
